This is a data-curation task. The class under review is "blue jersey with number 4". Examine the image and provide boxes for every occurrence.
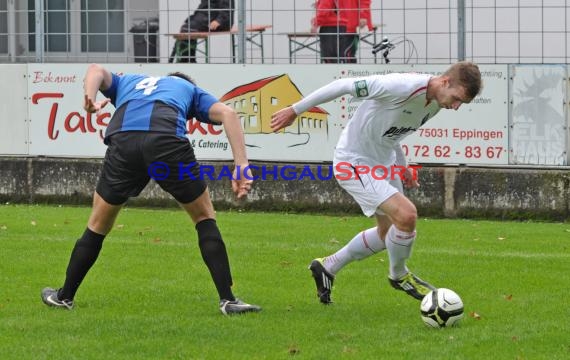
[101,73,218,143]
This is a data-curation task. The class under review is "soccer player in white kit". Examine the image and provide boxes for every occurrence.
[271,61,482,303]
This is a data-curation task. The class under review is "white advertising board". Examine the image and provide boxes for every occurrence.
[28,64,109,157]
[26,64,342,161]
[0,65,29,155]
[25,63,509,164]
[510,65,567,165]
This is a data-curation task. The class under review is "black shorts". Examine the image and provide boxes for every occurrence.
[96,132,207,205]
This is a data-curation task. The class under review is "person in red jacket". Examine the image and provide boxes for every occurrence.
[311,0,373,63]
[311,0,350,63]
[344,0,373,63]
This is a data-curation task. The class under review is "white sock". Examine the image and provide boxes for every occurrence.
[323,227,386,275]
[385,225,416,280]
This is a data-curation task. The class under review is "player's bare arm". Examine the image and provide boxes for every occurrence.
[83,64,112,114]
[208,102,253,199]
[272,78,355,132]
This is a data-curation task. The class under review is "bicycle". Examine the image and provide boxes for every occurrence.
[372,36,418,64]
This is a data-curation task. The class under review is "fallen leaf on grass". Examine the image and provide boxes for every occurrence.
[504,294,513,301]
[288,345,301,355]
[469,311,481,320]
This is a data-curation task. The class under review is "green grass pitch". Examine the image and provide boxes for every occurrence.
[1,204,569,359]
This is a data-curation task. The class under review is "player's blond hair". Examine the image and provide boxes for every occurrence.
[444,61,482,100]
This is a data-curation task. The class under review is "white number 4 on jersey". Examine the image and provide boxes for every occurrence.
[135,77,161,95]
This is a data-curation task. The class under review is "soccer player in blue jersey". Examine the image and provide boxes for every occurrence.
[41,63,261,315]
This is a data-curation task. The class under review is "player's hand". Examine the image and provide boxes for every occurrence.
[231,165,253,199]
[270,106,297,132]
[83,94,110,114]
[402,167,420,189]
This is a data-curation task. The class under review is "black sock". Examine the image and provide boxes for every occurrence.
[196,219,235,301]
[58,228,105,300]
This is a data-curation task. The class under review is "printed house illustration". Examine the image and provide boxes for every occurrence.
[220,74,329,148]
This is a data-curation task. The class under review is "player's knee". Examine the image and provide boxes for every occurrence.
[87,220,113,235]
[397,208,417,232]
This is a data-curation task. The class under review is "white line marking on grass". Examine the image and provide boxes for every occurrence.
[36,238,569,259]
[416,248,570,260]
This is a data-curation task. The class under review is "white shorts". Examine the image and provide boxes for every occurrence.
[333,156,403,217]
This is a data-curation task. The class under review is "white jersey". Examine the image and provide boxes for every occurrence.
[291,72,442,216]
[335,73,441,165]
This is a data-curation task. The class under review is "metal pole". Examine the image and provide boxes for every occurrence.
[237,0,246,63]
[34,0,44,62]
[8,0,16,62]
[457,0,466,61]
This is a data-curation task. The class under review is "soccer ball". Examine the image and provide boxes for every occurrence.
[420,288,464,328]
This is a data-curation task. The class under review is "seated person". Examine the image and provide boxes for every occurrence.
[170,0,235,63]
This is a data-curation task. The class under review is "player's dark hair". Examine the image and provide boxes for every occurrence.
[444,61,482,100]
[168,72,196,85]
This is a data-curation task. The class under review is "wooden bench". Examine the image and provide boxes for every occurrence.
[168,25,272,63]
[282,25,382,63]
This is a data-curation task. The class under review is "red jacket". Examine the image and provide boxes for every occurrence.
[345,0,373,33]
[313,0,372,32]
[313,0,348,27]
